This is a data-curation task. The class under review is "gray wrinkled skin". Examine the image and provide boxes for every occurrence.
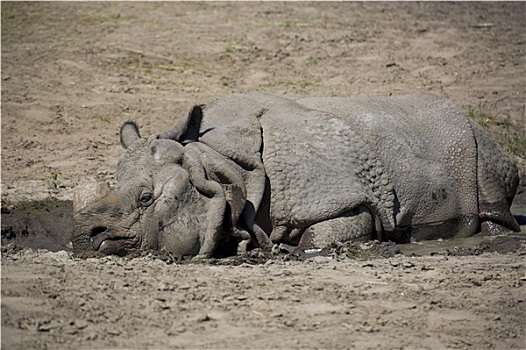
[72,92,520,258]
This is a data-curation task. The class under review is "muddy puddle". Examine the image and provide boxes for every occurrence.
[1,199,525,259]
[1,200,73,252]
[398,232,525,256]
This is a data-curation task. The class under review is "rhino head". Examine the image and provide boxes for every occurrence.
[72,106,248,258]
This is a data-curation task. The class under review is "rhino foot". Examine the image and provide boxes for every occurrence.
[480,221,517,236]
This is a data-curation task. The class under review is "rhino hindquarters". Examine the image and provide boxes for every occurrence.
[298,206,374,249]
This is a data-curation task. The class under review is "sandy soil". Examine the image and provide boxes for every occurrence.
[1,2,525,349]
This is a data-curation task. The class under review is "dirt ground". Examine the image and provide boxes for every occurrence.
[1,2,525,349]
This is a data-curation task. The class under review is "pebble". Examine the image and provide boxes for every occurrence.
[85,332,98,341]
[168,326,187,335]
[283,319,295,327]
[403,262,415,268]
[37,323,53,332]
[196,314,211,322]
[74,320,89,329]
[363,326,375,333]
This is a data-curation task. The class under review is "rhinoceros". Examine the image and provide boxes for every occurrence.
[72,92,520,258]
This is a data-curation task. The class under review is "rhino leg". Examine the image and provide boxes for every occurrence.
[298,206,374,249]
[481,221,517,236]
[469,120,520,233]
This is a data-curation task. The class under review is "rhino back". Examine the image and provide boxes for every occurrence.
[241,93,395,235]
[198,92,395,238]
[264,107,393,228]
[298,94,480,239]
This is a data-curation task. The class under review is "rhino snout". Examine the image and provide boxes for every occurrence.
[89,225,129,256]
[90,226,110,249]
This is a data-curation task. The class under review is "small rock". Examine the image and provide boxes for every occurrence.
[168,326,187,335]
[37,323,53,332]
[66,328,79,335]
[85,332,98,341]
[37,319,61,332]
[196,314,211,322]
[283,319,295,327]
[158,283,175,292]
[402,262,414,268]
[363,326,375,333]
[74,320,89,329]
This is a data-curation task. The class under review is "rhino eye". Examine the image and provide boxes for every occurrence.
[139,193,154,206]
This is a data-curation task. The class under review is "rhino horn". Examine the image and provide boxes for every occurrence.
[73,177,111,213]
[160,105,203,142]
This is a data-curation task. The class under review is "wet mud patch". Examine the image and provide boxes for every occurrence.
[398,233,526,257]
[102,234,526,267]
[2,199,525,262]
[1,200,73,252]
[456,234,526,255]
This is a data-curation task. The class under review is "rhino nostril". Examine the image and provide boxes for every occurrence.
[91,226,108,237]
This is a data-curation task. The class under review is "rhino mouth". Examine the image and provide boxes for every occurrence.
[90,227,130,256]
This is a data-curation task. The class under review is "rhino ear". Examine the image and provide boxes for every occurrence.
[120,121,141,149]
[160,105,203,142]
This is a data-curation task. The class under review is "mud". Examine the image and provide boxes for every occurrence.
[2,197,526,349]
[1,200,72,252]
[2,199,525,259]
[2,2,525,349]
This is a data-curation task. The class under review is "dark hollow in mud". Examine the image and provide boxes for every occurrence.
[1,200,73,252]
[2,199,525,263]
